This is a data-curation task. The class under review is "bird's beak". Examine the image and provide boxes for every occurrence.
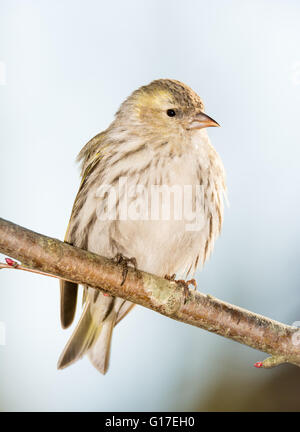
[189,112,220,130]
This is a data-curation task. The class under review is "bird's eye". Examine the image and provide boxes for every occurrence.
[166,109,176,117]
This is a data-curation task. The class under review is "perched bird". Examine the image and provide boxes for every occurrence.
[57,79,226,374]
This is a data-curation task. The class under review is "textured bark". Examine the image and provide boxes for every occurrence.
[0,217,299,368]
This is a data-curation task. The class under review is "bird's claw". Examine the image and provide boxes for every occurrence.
[113,253,138,286]
[164,273,176,282]
[164,275,197,304]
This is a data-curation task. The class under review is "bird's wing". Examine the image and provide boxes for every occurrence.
[60,131,106,329]
[115,302,135,326]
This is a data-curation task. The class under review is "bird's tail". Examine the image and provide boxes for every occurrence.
[57,293,122,374]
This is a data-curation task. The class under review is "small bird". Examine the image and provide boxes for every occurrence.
[57,79,226,374]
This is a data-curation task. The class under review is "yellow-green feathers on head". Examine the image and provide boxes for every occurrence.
[78,79,208,168]
[132,79,204,112]
[115,79,205,132]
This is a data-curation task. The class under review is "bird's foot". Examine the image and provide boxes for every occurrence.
[113,253,138,286]
[164,273,176,282]
[164,274,197,304]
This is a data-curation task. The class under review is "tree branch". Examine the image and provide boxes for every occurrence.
[0,217,299,368]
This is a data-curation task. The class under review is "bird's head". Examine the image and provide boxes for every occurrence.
[114,79,219,153]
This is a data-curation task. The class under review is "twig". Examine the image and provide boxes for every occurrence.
[0,217,299,368]
[0,261,61,279]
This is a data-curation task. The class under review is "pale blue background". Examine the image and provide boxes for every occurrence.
[0,0,300,411]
